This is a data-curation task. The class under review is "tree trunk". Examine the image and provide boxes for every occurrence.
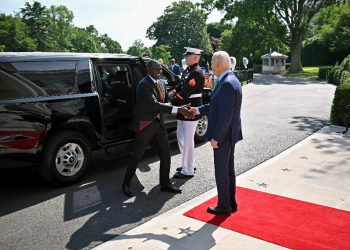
[289,37,303,73]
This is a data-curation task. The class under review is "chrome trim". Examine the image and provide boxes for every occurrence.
[0,93,98,104]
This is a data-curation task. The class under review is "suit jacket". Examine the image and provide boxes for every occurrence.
[169,64,181,75]
[198,71,243,146]
[130,75,173,132]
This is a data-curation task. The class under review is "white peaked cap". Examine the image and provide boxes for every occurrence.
[183,47,203,55]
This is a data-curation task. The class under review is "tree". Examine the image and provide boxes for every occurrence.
[313,2,350,61]
[45,5,75,52]
[210,36,221,52]
[153,45,172,65]
[202,0,345,73]
[0,13,37,52]
[207,22,221,38]
[19,1,48,51]
[101,34,123,53]
[220,19,288,67]
[127,39,145,56]
[146,1,213,65]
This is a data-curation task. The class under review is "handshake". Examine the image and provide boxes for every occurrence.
[176,103,197,119]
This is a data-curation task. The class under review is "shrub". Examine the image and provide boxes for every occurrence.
[341,70,350,84]
[328,66,340,83]
[334,68,342,85]
[254,65,262,73]
[334,54,350,85]
[318,67,333,79]
[330,80,350,126]
[301,36,334,66]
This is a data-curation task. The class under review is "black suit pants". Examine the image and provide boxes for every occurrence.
[213,144,236,208]
[123,119,171,186]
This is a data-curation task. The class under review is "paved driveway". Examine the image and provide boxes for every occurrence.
[0,74,336,250]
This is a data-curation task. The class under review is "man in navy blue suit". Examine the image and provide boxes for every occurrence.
[169,59,181,76]
[191,51,243,216]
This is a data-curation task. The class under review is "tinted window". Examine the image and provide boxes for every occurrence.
[0,61,77,100]
[131,65,144,84]
[76,60,93,94]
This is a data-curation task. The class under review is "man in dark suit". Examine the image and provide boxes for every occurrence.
[191,51,243,216]
[122,59,193,197]
[169,59,181,76]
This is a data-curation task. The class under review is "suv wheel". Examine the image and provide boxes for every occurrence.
[194,115,208,142]
[39,131,91,186]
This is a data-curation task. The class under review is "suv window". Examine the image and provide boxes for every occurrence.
[0,61,77,100]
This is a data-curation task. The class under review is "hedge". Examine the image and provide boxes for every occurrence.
[328,66,340,83]
[330,80,350,126]
[334,54,350,85]
[254,65,262,73]
[341,70,350,84]
[318,67,333,79]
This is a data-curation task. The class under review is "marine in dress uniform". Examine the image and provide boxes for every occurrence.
[171,47,205,178]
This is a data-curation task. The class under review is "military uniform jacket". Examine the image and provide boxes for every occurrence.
[171,63,204,121]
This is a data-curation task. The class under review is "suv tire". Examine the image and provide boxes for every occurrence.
[194,115,208,142]
[39,131,91,186]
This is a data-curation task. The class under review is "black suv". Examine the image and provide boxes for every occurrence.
[0,52,211,186]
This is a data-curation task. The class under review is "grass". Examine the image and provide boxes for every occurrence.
[281,65,332,80]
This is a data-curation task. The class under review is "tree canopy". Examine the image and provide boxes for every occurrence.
[1,1,123,53]
[0,13,37,52]
[202,0,345,72]
[146,0,212,65]
[220,19,288,67]
[314,1,350,59]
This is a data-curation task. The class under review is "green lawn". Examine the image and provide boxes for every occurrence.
[281,66,332,80]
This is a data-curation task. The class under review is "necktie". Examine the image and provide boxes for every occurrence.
[155,81,163,119]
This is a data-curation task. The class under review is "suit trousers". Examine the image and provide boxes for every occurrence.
[123,119,171,186]
[213,144,236,208]
[177,120,198,175]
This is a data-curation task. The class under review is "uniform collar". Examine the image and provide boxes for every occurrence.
[187,63,199,71]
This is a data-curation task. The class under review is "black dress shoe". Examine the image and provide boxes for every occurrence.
[160,184,182,193]
[231,204,238,212]
[173,172,194,179]
[122,183,133,197]
[176,167,196,172]
[207,206,231,216]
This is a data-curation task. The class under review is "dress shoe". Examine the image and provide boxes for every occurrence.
[122,183,133,197]
[231,204,238,212]
[207,206,231,216]
[173,172,194,179]
[176,167,196,172]
[160,184,182,193]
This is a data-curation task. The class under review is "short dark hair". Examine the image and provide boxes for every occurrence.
[146,59,159,69]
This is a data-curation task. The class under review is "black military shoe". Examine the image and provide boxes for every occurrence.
[176,167,196,172]
[207,206,231,216]
[173,172,194,179]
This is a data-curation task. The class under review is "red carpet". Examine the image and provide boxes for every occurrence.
[184,187,350,250]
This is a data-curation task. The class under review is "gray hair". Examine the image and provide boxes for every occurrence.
[212,51,231,67]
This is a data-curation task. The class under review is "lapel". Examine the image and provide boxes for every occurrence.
[147,75,160,101]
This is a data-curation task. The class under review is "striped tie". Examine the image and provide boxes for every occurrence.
[155,81,163,119]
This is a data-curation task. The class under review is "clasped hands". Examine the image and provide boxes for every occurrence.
[177,103,198,120]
